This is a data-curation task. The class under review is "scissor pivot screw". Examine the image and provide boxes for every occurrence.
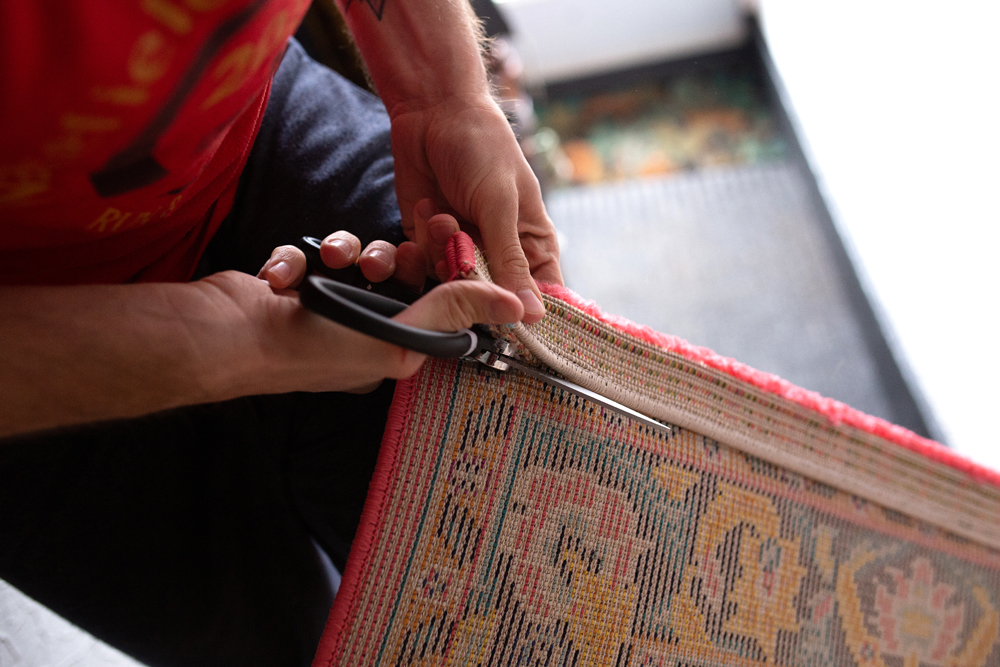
[477,341,514,371]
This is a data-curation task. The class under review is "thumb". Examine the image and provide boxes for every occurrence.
[394,280,524,333]
[476,197,546,324]
[379,281,523,380]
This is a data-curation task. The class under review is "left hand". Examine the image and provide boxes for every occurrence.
[388,93,563,323]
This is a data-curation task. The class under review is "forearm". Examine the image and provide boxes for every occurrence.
[0,281,261,438]
[336,0,490,114]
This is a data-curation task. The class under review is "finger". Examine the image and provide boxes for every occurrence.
[394,241,427,292]
[415,199,461,275]
[384,282,522,380]
[530,258,563,285]
[412,198,437,260]
[522,235,564,285]
[428,214,462,282]
[320,231,361,269]
[358,240,397,283]
[475,195,546,324]
[434,259,449,282]
[394,280,524,333]
[257,245,307,289]
[413,200,456,274]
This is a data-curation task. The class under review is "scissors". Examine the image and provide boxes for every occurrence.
[293,236,671,435]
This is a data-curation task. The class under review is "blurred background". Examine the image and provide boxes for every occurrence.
[301,0,1000,468]
[372,0,1000,469]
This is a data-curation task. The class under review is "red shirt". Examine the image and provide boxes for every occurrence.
[0,0,310,284]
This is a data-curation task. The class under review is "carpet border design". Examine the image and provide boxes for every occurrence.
[509,284,1000,550]
[312,376,417,667]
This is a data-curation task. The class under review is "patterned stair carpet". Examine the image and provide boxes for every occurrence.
[312,259,1000,667]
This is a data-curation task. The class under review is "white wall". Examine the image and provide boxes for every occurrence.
[496,0,745,84]
[759,0,1000,466]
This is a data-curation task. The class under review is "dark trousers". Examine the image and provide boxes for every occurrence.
[0,40,402,667]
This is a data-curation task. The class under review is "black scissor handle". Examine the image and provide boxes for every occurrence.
[299,275,479,358]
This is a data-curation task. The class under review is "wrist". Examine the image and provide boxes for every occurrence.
[382,77,492,121]
[372,44,492,117]
[186,274,273,403]
[386,88,500,124]
[340,0,491,114]
[0,280,269,437]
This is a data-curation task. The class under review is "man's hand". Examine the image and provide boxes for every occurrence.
[200,263,522,397]
[0,228,524,437]
[334,0,563,324]
[245,226,523,394]
[390,95,563,322]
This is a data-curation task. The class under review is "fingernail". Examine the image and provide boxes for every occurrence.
[268,260,292,285]
[517,289,545,317]
[416,199,437,222]
[428,220,453,245]
[329,239,353,256]
[364,248,393,268]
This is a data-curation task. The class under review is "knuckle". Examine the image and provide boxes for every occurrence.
[445,295,474,330]
[272,245,303,262]
[437,283,478,329]
[325,231,362,254]
[495,241,530,275]
[327,230,359,244]
[471,175,516,217]
[448,283,485,328]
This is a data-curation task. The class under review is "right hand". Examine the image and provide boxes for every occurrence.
[255,229,430,294]
[198,231,523,396]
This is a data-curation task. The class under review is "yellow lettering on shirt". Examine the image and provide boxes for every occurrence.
[91,85,151,106]
[43,134,85,161]
[140,0,193,35]
[129,30,175,85]
[184,0,230,11]
[166,193,183,215]
[201,43,254,110]
[250,11,290,73]
[46,115,122,164]
[88,207,129,233]
[0,163,50,206]
[89,206,170,234]
[201,11,290,110]
[60,114,122,133]
[131,211,153,229]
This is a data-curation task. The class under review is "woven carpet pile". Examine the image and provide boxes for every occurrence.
[312,257,1000,667]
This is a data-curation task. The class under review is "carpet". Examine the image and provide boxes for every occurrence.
[312,257,1000,667]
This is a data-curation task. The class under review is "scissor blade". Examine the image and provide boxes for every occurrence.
[497,355,672,435]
